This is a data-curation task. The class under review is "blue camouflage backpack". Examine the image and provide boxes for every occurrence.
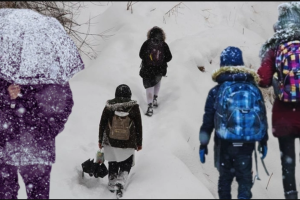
[214,81,267,142]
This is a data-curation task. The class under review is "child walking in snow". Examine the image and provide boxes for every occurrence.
[199,47,269,199]
[139,26,172,116]
[98,84,143,198]
[257,2,300,199]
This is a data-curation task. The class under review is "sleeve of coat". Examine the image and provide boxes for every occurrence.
[0,79,18,147]
[131,104,143,147]
[19,84,74,141]
[257,49,276,88]
[139,41,148,60]
[199,86,218,146]
[164,43,172,63]
[99,106,110,144]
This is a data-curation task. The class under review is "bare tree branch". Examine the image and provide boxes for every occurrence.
[127,1,138,13]
[0,1,113,59]
[163,2,186,24]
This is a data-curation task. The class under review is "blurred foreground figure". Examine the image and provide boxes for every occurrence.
[0,8,84,199]
[258,2,300,199]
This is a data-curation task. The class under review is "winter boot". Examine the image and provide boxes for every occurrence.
[145,103,153,116]
[153,95,158,107]
[108,174,117,193]
[115,171,129,199]
[116,183,124,199]
[285,191,298,199]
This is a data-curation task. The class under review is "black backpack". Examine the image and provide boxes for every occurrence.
[145,38,165,67]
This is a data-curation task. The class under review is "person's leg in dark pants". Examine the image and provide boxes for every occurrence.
[108,161,120,178]
[278,137,298,199]
[19,165,52,199]
[115,155,134,197]
[218,149,235,199]
[0,164,19,199]
[235,154,253,199]
[108,161,120,192]
[119,155,133,175]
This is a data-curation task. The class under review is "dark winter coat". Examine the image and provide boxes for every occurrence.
[99,98,143,149]
[200,66,269,146]
[258,48,300,137]
[0,78,73,166]
[139,27,172,79]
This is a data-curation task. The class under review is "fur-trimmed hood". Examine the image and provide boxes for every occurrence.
[147,26,166,41]
[212,66,260,84]
[106,99,138,111]
[259,25,300,60]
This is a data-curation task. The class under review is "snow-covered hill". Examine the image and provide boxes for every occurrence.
[17,2,294,199]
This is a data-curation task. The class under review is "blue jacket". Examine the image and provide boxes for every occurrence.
[199,66,269,146]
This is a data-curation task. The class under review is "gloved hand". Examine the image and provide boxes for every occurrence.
[258,142,268,160]
[199,145,208,164]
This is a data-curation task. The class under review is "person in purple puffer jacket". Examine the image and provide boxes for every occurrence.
[0,78,73,199]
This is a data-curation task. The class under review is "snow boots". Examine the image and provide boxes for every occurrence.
[145,103,153,116]
[108,174,117,193]
[285,191,298,199]
[115,171,129,199]
[153,95,158,107]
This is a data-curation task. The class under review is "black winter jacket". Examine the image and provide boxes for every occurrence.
[139,39,172,79]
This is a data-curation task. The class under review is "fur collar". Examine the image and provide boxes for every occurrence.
[259,25,300,59]
[212,66,260,84]
[106,100,137,111]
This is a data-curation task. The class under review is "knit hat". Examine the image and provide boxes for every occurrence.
[220,46,244,67]
[115,84,132,99]
[273,2,300,32]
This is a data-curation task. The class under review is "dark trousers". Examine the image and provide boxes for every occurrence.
[108,155,133,178]
[278,137,298,195]
[217,141,254,199]
[0,164,52,199]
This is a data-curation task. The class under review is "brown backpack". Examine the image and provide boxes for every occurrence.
[108,108,133,141]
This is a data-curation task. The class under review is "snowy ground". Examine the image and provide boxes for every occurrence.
[15,1,298,199]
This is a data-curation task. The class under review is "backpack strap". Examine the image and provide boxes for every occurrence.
[275,44,284,83]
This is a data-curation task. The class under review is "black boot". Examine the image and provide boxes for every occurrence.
[153,95,158,107]
[145,103,153,116]
[116,183,124,199]
[285,191,298,199]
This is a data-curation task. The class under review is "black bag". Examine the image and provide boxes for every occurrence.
[81,159,108,178]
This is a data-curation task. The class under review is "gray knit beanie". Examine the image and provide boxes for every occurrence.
[274,2,300,32]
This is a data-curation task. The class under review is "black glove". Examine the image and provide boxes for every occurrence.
[258,142,268,160]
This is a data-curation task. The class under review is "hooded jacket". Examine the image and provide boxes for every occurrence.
[139,27,172,79]
[258,2,300,137]
[200,66,269,146]
[258,46,300,137]
[99,98,143,149]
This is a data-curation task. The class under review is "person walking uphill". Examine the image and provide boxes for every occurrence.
[257,2,300,199]
[139,26,172,116]
[199,47,269,199]
[98,84,143,199]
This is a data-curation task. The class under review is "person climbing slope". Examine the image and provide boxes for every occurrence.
[139,26,172,116]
